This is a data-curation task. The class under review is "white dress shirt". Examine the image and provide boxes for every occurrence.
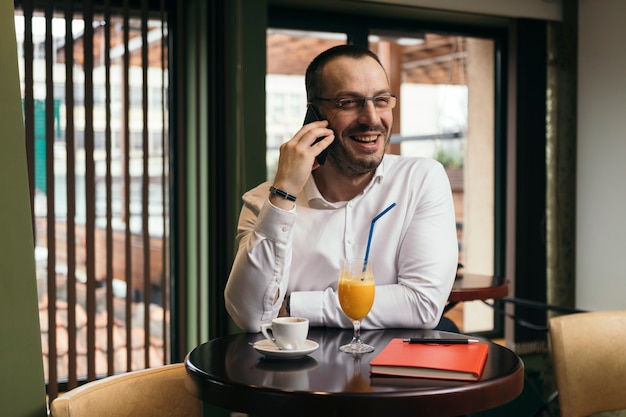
[225,154,458,332]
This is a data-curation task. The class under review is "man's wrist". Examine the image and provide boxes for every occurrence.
[268,185,297,210]
[269,185,297,202]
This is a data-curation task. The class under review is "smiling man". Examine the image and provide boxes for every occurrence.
[225,45,458,333]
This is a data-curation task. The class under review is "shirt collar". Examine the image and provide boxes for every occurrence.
[305,155,387,208]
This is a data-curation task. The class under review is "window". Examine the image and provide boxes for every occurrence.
[15,0,171,399]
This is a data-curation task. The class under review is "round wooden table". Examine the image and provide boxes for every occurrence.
[449,273,509,303]
[445,273,509,313]
[185,328,524,417]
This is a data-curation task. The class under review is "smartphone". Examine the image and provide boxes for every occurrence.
[303,105,328,165]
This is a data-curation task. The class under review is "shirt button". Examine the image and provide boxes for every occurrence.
[347,239,353,245]
[281,225,289,232]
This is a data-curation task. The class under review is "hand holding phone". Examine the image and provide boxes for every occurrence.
[303,105,328,165]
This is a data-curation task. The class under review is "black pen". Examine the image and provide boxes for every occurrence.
[402,338,480,344]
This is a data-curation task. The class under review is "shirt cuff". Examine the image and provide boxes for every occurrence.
[255,200,296,244]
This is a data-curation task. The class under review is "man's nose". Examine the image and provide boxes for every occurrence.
[357,99,381,123]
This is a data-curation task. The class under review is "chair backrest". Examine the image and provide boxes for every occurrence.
[50,363,202,417]
[549,311,626,417]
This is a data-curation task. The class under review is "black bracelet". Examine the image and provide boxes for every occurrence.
[269,185,297,202]
[285,295,291,316]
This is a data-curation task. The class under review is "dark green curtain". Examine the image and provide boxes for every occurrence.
[546,0,577,314]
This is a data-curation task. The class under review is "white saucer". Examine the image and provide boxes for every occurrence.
[252,339,319,360]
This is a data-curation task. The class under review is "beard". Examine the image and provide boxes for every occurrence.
[326,124,390,177]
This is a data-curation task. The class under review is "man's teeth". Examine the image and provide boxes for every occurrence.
[353,135,377,143]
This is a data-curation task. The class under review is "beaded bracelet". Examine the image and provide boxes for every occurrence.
[269,185,297,202]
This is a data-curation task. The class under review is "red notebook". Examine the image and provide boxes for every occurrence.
[369,338,489,381]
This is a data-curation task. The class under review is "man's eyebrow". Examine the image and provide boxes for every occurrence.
[332,89,392,97]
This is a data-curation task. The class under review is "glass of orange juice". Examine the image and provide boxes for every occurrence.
[338,258,375,353]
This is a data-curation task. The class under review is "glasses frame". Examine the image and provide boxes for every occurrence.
[311,94,398,111]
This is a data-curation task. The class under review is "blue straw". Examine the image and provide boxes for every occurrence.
[363,202,396,271]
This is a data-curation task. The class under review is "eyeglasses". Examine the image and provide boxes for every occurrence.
[312,94,397,112]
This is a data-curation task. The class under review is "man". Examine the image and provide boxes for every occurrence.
[225,44,458,333]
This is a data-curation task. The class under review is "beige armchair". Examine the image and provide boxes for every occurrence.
[549,311,626,417]
[49,363,202,417]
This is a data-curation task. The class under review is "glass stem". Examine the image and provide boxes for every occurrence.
[353,319,361,342]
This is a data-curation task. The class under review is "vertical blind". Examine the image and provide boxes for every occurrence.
[15,0,171,399]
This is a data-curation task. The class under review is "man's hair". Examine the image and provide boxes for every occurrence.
[305,44,385,101]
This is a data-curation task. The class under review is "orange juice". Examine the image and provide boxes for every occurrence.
[338,276,375,320]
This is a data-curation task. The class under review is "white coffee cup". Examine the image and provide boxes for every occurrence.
[260,317,309,350]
